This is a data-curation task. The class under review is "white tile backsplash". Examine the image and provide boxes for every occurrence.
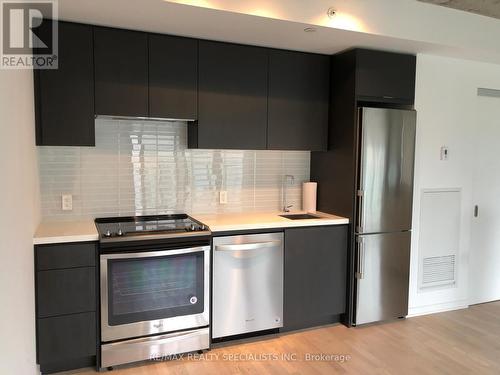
[38,118,310,220]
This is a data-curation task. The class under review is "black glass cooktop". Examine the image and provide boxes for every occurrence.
[95,214,209,240]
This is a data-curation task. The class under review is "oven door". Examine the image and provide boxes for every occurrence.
[100,246,209,342]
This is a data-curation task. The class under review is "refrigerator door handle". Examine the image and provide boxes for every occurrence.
[356,190,364,233]
[356,237,365,279]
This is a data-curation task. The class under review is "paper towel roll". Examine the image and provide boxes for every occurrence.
[302,182,317,213]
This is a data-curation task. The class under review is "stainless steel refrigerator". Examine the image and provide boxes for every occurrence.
[354,107,416,325]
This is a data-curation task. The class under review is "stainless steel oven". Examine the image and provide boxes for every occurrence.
[100,245,210,342]
[95,214,211,369]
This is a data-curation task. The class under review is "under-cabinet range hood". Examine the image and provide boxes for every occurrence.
[95,114,196,122]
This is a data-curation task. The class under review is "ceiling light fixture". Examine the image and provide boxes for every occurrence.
[327,7,336,18]
[304,27,317,32]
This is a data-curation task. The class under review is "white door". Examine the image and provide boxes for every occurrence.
[469,93,500,305]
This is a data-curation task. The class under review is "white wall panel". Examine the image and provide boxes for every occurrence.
[410,54,500,316]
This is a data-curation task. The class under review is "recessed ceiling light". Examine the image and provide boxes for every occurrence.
[304,27,317,32]
[327,7,336,18]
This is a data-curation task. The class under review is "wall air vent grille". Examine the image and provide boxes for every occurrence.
[421,255,456,288]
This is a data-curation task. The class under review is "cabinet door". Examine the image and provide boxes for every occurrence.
[197,41,268,149]
[37,312,96,369]
[37,267,96,318]
[149,34,198,120]
[355,49,416,104]
[94,27,148,117]
[34,21,94,146]
[284,225,348,330]
[268,50,329,150]
[36,243,96,271]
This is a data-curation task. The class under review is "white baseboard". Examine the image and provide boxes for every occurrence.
[408,300,469,317]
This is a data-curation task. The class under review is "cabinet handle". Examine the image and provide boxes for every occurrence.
[474,205,479,217]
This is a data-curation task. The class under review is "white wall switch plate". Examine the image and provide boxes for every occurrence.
[219,191,228,204]
[440,146,449,161]
[62,194,73,211]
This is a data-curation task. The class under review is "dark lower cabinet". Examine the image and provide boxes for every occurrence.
[194,40,268,149]
[35,242,97,374]
[37,312,96,374]
[34,20,95,146]
[283,225,348,331]
[94,27,148,117]
[37,267,95,318]
[36,243,96,270]
[267,50,330,151]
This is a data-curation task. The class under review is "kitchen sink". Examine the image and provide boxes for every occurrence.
[279,214,321,220]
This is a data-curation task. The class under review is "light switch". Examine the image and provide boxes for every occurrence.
[219,191,228,204]
[62,194,73,211]
[440,146,449,161]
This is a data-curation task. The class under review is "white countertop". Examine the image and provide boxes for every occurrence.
[33,211,349,245]
[193,211,349,233]
[33,220,99,245]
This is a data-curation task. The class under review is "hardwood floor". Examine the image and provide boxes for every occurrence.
[65,302,500,375]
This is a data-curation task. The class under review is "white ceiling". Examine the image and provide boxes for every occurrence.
[53,0,500,64]
[52,1,429,55]
[419,0,500,20]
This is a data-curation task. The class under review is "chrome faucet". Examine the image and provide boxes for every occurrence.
[282,174,295,212]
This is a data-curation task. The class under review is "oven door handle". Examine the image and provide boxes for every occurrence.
[215,241,280,252]
[100,245,209,260]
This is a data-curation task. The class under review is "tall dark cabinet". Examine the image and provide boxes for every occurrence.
[312,48,416,226]
[94,27,148,117]
[267,50,330,151]
[34,20,95,146]
[148,34,198,120]
[310,48,416,326]
[193,41,269,149]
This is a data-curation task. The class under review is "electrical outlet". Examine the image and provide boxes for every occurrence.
[62,194,73,211]
[219,191,228,204]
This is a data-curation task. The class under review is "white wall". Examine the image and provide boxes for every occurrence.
[409,54,500,315]
[0,69,40,373]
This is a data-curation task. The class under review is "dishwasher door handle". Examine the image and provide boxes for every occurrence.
[215,241,281,252]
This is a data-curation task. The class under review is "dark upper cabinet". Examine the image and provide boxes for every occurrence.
[267,50,329,151]
[34,21,333,150]
[94,27,148,117]
[283,225,348,331]
[195,41,268,149]
[149,34,198,119]
[355,49,416,104]
[34,20,95,146]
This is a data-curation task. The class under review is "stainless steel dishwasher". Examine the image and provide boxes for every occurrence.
[212,232,284,339]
